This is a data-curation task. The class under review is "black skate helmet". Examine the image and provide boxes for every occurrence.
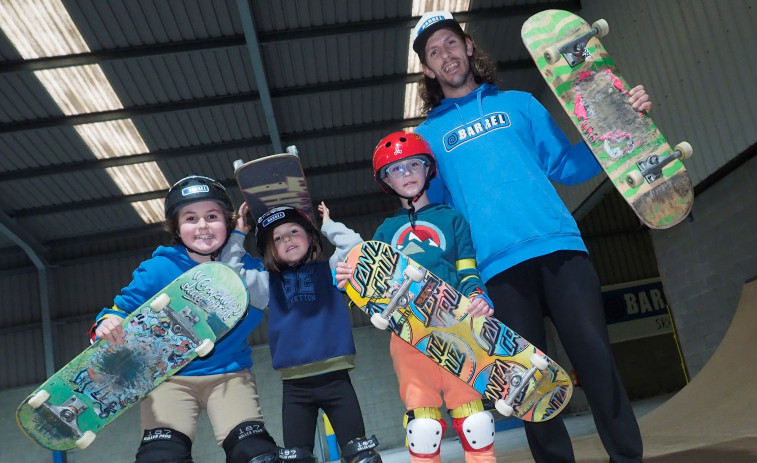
[255,206,319,256]
[164,175,233,219]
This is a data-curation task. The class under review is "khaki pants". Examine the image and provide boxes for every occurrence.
[140,369,265,446]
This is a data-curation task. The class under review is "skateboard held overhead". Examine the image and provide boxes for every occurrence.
[16,262,249,451]
[342,241,573,421]
[233,146,316,224]
[522,9,694,229]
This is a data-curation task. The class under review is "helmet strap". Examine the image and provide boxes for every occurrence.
[391,177,430,229]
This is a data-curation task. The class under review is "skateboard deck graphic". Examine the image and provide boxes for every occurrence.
[16,262,249,451]
[522,9,694,228]
[233,146,316,223]
[342,241,573,422]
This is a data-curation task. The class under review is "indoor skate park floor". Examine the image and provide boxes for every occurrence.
[379,278,757,463]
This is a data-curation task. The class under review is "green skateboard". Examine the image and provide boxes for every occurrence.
[16,262,249,451]
[522,9,694,228]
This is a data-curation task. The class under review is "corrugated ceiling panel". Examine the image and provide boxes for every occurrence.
[134,102,268,150]
[275,85,405,134]
[66,0,240,50]
[18,205,147,242]
[252,0,408,32]
[0,128,93,172]
[0,170,121,211]
[0,73,62,123]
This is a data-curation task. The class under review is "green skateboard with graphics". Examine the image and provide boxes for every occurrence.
[16,262,248,451]
[522,9,693,228]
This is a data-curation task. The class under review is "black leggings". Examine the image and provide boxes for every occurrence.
[281,369,366,451]
[486,251,642,463]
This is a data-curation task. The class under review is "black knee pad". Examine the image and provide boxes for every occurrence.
[278,446,316,462]
[222,420,278,463]
[135,427,194,463]
[342,435,382,463]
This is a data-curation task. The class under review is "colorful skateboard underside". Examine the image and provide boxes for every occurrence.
[521,9,693,228]
[343,241,572,422]
[16,262,249,451]
[234,151,316,223]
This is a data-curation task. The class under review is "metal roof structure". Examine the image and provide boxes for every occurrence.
[0,0,583,270]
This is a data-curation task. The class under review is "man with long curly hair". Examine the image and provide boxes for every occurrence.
[410,10,649,463]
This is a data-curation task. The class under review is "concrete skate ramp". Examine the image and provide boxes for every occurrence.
[495,278,757,462]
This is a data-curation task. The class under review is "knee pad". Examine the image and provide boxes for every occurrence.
[450,401,495,453]
[278,446,316,462]
[404,408,446,458]
[135,427,194,463]
[341,435,381,463]
[222,421,278,463]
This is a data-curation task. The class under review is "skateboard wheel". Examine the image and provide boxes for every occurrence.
[233,159,244,170]
[286,145,299,156]
[404,265,424,282]
[370,313,390,330]
[495,399,514,417]
[150,293,170,313]
[76,431,96,449]
[530,353,549,371]
[544,45,561,64]
[28,390,50,409]
[195,339,214,357]
[592,19,609,38]
[626,169,644,188]
[674,141,693,160]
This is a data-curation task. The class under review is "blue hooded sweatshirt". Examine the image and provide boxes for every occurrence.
[92,245,265,376]
[416,83,602,282]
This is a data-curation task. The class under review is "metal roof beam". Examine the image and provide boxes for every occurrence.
[236,0,282,153]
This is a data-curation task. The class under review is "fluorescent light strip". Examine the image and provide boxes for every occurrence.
[0,0,168,224]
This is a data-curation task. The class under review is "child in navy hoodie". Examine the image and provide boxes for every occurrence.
[221,201,382,463]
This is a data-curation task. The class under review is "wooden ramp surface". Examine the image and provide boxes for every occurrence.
[494,278,757,462]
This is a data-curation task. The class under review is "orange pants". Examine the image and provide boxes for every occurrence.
[390,336,496,463]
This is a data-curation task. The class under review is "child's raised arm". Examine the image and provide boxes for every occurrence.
[319,201,363,269]
[219,203,270,309]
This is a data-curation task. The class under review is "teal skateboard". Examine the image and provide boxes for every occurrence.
[16,262,248,451]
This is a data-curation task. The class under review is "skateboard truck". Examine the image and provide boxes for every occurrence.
[626,141,693,188]
[370,265,425,330]
[150,294,214,357]
[544,19,609,67]
[27,392,97,448]
[495,353,549,417]
[232,145,300,171]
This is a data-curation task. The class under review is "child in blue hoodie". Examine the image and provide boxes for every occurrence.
[90,175,278,463]
[221,202,382,463]
[409,10,654,463]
